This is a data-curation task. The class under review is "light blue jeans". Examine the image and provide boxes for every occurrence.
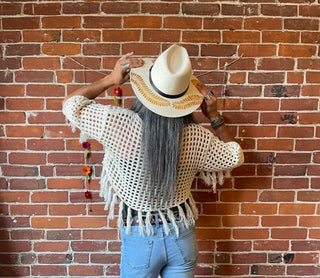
[120,219,198,278]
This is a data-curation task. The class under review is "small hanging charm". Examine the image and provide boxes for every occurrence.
[82,141,90,158]
[84,190,92,199]
[113,87,122,105]
[210,188,218,201]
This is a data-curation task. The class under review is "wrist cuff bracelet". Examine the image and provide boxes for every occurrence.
[211,114,224,130]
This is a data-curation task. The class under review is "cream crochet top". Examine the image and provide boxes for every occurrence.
[63,96,244,235]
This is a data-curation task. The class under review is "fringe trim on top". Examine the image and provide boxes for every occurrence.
[199,169,231,192]
[101,182,199,236]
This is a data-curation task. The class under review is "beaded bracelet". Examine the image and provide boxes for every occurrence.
[211,114,225,130]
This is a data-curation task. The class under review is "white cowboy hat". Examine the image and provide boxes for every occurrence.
[130,44,203,118]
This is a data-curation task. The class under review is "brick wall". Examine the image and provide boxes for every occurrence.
[1,0,320,277]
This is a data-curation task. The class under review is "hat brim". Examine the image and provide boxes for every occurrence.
[130,58,203,118]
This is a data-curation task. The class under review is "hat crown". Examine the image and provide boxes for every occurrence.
[150,45,192,97]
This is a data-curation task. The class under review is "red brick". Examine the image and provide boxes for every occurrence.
[0,31,21,43]
[15,71,54,83]
[284,18,319,30]
[56,70,73,83]
[26,84,65,97]
[1,165,38,177]
[301,31,320,44]
[31,191,68,203]
[276,153,311,164]
[24,3,60,15]
[42,16,81,29]
[215,265,249,276]
[202,203,239,215]
[28,112,65,124]
[220,190,257,202]
[0,57,21,69]
[142,2,180,14]
[144,30,180,42]
[0,241,31,252]
[121,43,161,56]
[257,139,294,151]
[217,241,252,252]
[261,4,297,16]
[0,111,25,124]
[63,30,101,42]
[229,72,246,84]
[306,71,320,83]
[241,203,277,215]
[222,4,258,16]
[279,44,316,57]
[232,253,267,264]
[196,229,231,240]
[6,44,40,56]
[71,241,106,252]
[6,98,44,111]
[278,126,314,138]
[280,203,315,215]
[223,31,260,43]
[83,229,118,240]
[31,217,68,229]
[287,266,320,276]
[259,191,295,202]
[0,139,25,150]
[302,85,320,96]
[23,30,61,42]
[23,57,60,70]
[254,240,289,251]
[47,230,81,241]
[0,84,24,97]
[70,217,107,228]
[298,191,320,202]
[287,72,304,83]
[9,152,46,165]
[69,265,104,276]
[239,44,277,57]
[2,17,39,29]
[233,229,269,239]
[0,266,30,277]
[102,2,139,14]
[244,17,282,30]
[204,17,242,30]
[124,16,162,28]
[182,3,219,15]
[6,125,43,138]
[249,72,285,84]
[0,3,21,15]
[223,216,259,227]
[262,216,297,227]
[102,30,140,42]
[38,253,70,264]
[235,177,272,190]
[83,43,119,56]
[258,58,295,70]
[262,31,298,43]
[42,43,81,56]
[292,240,320,251]
[49,204,86,216]
[91,253,121,264]
[31,265,67,276]
[11,229,44,240]
[164,17,202,30]
[83,16,121,29]
[196,216,220,227]
[62,2,99,14]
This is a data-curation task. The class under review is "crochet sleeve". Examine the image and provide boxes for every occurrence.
[199,133,244,188]
[62,95,107,142]
[202,136,244,172]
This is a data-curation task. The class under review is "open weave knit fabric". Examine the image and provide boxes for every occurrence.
[63,96,244,236]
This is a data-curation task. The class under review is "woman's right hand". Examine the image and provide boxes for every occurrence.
[109,52,143,86]
[196,82,219,121]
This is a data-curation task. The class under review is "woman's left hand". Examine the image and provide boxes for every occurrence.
[109,52,143,85]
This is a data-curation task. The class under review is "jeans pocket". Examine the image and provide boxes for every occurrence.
[173,227,199,264]
[123,237,153,269]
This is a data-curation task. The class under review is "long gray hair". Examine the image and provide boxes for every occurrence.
[131,99,194,193]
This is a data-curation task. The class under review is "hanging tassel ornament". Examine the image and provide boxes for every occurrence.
[81,141,92,199]
[113,87,122,105]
